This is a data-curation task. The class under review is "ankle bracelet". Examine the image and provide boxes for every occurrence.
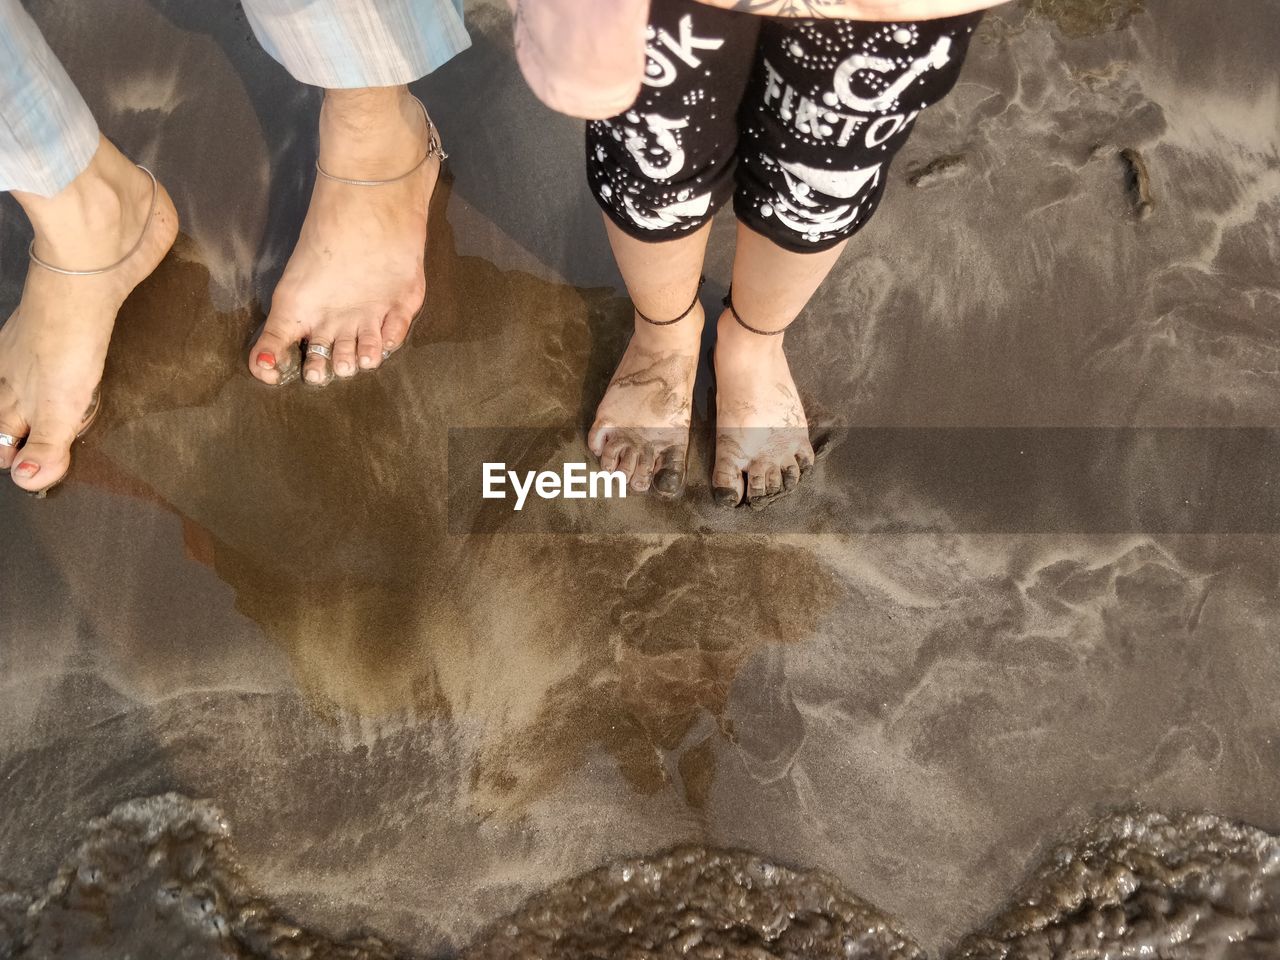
[315,96,447,186]
[28,165,158,277]
[636,276,705,326]
[722,287,789,336]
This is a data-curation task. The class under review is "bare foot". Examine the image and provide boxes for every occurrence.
[249,87,440,386]
[0,137,178,494]
[711,309,815,509]
[587,301,703,495]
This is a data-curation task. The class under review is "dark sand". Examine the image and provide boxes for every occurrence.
[2,0,1279,956]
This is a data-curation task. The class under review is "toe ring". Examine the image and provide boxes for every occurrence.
[306,342,333,360]
[0,433,20,448]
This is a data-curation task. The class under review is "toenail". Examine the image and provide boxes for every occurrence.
[712,486,740,508]
[653,468,682,494]
[15,461,38,478]
[306,370,322,384]
[360,355,375,368]
[256,351,276,369]
[337,362,351,375]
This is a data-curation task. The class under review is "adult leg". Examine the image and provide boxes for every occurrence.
[585,0,757,493]
[0,0,178,494]
[712,13,982,507]
[242,0,469,385]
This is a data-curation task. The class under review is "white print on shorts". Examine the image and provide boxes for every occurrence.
[593,12,725,231]
[758,157,881,240]
[624,112,689,179]
[643,14,725,88]
[482,463,627,511]
[832,36,953,113]
[761,59,923,149]
[623,190,714,230]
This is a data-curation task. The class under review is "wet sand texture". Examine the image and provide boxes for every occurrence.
[956,811,1280,960]
[1,0,1279,957]
[2,798,1276,960]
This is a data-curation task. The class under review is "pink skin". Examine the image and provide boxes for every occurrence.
[0,135,178,493]
[248,85,440,386]
[590,215,845,506]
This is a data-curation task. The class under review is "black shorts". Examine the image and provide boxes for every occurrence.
[586,0,982,253]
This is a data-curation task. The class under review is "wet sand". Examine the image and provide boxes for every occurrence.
[2,0,1279,956]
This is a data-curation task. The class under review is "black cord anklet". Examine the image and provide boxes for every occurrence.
[636,276,705,326]
[722,287,788,336]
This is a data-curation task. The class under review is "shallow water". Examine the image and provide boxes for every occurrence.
[3,799,1276,959]
[1,0,1278,956]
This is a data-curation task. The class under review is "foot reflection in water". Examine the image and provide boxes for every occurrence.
[3,797,1276,959]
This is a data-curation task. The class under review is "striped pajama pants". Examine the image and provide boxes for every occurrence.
[0,0,470,197]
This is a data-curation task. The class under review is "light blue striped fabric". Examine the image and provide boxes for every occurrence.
[1,0,471,196]
[0,0,99,196]
[244,0,471,89]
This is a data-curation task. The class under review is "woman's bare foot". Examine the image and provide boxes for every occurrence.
[0,137,178,494]
[249,86,440,386]
[587,301,704,494]
[711,309,815,509]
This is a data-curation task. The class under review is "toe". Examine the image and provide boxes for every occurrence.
[332,336,358,378]
[302,342,332,386]
[711,452,744,509]
[10,414,77,495]
[796,442,816,477]
[250,316,301,386]
[764,463,784,499]
[781,456,801,492]
[600,436,626,472]
[0,410,28,473]
[381,307,415,357]
[631,448,656,492]
[587,422,612,458]
[746,461,770,504]
[652,447,687,496]
[617,446,639,485]
[357,322,383,371]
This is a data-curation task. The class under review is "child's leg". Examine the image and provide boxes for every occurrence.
[585,0,758,494]
[712,13,983,507]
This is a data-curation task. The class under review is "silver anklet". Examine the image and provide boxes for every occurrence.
[28,165,159,277]
[315,96,447,186]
